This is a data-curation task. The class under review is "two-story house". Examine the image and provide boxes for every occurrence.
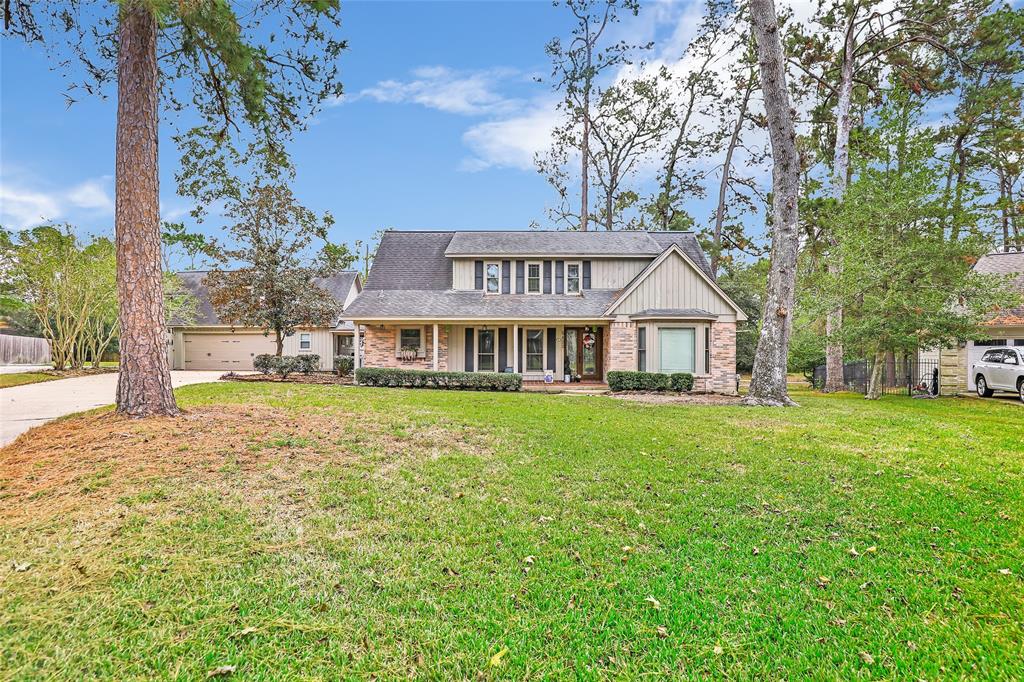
[344,230,747,392]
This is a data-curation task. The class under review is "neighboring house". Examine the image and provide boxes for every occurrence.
[344,230,747,392]
[939,251,1024,394]
[168,270,362,371]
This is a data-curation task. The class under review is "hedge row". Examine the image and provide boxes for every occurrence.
[253,354,320,377]
[355,367,522,391]
[608,370,694,392]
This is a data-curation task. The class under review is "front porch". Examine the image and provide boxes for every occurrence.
[357,321,611,383]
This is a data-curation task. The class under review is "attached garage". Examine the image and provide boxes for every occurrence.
[182,332,277,370]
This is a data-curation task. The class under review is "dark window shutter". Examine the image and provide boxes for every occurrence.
[543,261,552,294]
[637,327,646,372]
[498,328,508,371]
[515,261,525,294]
[474,261,483,290]
[547,327,556,370]
[519,327,524,372]
[464,328,474,372]
[583,261,591,289]
[501,260,511,294]
[555,260,564,294]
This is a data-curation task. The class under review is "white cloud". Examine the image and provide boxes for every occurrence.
[0,175,115,229]
[0,185,62,229]
[343,66,525,116]
[67,177,114,212]
[461,99,563,171]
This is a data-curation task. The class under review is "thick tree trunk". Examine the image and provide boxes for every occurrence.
[744,0,800,408]
[823,22,857,393]
[275,330,284,356]
[114,1,178,417]
[712,75,753,276]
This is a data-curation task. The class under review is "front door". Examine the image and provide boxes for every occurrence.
[565,327,602,380]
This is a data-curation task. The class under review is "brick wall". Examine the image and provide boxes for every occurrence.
[607,319,636,373]
[709,321,737,394]
[363,324,448,371]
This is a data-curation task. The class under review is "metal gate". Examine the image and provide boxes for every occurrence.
[812,357,940,397]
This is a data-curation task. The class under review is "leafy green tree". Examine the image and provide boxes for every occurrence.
[4,0,344,415]
[161,222,217,271]
[718,258,769,372]
[205,182,340,356]
[813,91,1018,398]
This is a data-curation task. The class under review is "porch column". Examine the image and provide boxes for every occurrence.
[432,323,439,370]
[353,326,361,370]
[512,323,519,373]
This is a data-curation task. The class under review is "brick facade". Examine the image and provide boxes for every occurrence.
[707,320,737,394]
[363,324,448,371]
[607,319,637,373]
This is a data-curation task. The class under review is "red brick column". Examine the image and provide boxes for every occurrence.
[607,319,637,373]
[709,321,737,394]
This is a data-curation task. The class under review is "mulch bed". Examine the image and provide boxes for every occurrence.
[609,391,744,405]
[221,372,353,385]
[40,367,119,378]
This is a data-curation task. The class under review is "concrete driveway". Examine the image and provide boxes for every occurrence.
[1,371,227,446]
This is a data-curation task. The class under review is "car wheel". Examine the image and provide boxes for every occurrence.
[1018,378,1023,404]
[976,375,994,397]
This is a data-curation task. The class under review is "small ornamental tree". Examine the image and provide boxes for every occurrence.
[205,182,340,356]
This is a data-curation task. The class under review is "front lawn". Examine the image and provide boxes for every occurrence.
[1,385,1021,679]
[0,372,60,389]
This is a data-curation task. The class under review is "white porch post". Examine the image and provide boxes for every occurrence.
[354,326,361,370]
[512,323,519,373]
[432,323,439,370]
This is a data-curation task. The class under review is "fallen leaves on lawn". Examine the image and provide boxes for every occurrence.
[645,596,661,610]
[207,665,236,678]
[12,561,32,572]
[489,648,508,667]
[713,645,724,655]
[859,652,874,665]
[817,576,831,588]
[656,626,669,639]
[998,568,1012,575]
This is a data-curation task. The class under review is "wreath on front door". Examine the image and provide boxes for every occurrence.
[582,332,596,349]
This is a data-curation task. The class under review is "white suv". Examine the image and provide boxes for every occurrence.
[972,347,1024,403]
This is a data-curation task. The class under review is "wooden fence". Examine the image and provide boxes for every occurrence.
[0,334,51,366]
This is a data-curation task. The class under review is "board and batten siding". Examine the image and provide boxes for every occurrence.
[613,251,737,319]
[452,257,652,291]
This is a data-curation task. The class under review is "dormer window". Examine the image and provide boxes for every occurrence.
[485,262,501,294]
[527,261,542,294]
[566,261,582,294]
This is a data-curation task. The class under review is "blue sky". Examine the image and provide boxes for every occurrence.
[2,0,713,262]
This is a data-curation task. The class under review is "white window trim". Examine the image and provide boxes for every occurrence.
[475,327,498,373]
[524,327,547,373]
[526,260,542,295]
[565,260,582,295]
[299,332,312,352]
[484,261,502,295]
[657,325,697,374]
[395,326,426,358]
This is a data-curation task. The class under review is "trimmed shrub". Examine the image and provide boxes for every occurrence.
[294,354,320,374]
[276,355,299,378]
[355,367,522,391]
[253,354,276,375]
[334,355,354,376]
[607,370,671,392]
[670,372,694,392]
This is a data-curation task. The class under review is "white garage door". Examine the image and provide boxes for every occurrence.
[183,333,277,370]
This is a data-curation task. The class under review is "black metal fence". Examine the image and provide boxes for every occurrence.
[811,357,940,397]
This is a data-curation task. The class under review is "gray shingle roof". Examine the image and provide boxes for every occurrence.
[630,308,718,319]
[344,289,620,319]
[442,230,711,276]
[974,251,1024,323]
[364,231,454,290]
[172,270,360,326]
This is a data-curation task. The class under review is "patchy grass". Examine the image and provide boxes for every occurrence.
[1,384,1022,680]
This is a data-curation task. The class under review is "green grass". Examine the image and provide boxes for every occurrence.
[0,372,60,388]
[1,384,1022,679]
